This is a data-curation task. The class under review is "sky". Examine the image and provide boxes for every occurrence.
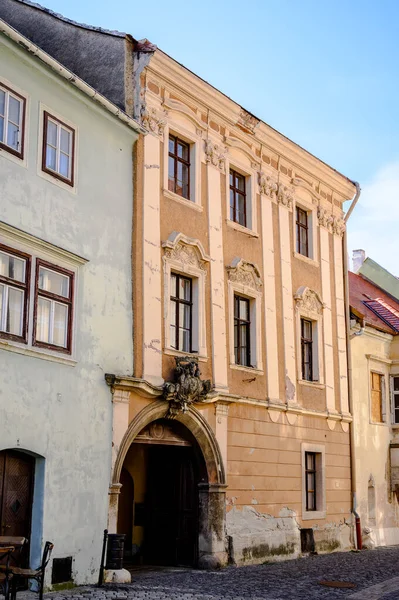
[33,0,399,274]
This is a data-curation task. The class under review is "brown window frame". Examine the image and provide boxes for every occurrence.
[393,376,399,424]
[0,243,31,343]
[168,134,191,200]
[371,371,384,423]
[230,169,247,227]
[301,318,314,381]
[0,82,26,160]
[305,451,317,511]
[170,273,193,353]
[234,294,251,367]
[296,206,309,257]
[42,111,75,187]
[33,259,74,354]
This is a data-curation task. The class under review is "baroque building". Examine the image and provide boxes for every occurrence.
[1,0,360,570]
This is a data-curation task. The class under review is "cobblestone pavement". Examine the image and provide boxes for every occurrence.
[15,546,399,600]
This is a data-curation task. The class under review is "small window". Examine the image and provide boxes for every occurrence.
[230,169,246,227]
[296,207,309,257]
[392,377,399,424]
[170,273,193,352]
[301,318,314,381]
[0,83,25,158]
[42,112,75,185]
[234,295,251,367]
[0,245,30,342]
[34,260,74,352]
[168,135,190,200]
[305,452,317,511]
[371,372,384,423]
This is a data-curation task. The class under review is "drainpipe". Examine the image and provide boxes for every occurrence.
[343,181,361,548]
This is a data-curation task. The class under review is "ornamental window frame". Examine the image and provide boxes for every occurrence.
[294,286,324,385]
[169,272,193,353]
[0,80,26,160]
[301,443,326,520]
[292,191,318,264]
[225,155,257,235]
[42,111,75,186]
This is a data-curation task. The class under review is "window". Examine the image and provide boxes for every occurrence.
[296,207,309,257]
[305,452,317,511]
[168,135,190,200]
[34,260,74,352]
[301,318,314,381]
[392,377,399,424]
[170,273,193,353]
[0,245,30,342]
[234,295,251,367]
[371,372,384,423]
[230,169,246,227]
[42,112,75,185]
[0,83,25,158]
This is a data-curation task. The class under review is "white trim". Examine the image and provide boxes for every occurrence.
[163,188,203,212]
[301,442,326,521]
[163,122,201,207]
[225,157,258,234]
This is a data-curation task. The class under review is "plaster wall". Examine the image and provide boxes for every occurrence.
[0,37,136,584]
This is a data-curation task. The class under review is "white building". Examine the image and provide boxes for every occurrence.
[0,20,141,585]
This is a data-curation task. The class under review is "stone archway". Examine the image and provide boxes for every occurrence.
[110,401,227,569]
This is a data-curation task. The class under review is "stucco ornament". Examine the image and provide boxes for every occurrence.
[294,286,325,315]
[332,216,346,236]
[140,104,166,136]
[317,206,334,231]
[237,108,260,134]
[277,183,294,209]
[258,171,278,198]
[163,234,209,271]
[163,356,212,418]
[227,258,262,292]
[204,139,226,172]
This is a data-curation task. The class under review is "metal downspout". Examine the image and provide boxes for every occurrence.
[343,182,361,546]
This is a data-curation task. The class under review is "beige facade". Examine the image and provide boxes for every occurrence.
[107,50,357,566]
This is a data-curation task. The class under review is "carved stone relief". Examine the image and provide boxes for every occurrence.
[140,105,166,136]
[163,238,208,271]
[163,356,212,418]
[204,139,227,173]
[258,171,278,198]
[294,286,324,315]
[227,258,262,292]
[277,183,294,209]
[237,109,260,134]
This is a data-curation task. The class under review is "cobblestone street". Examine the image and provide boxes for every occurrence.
[19,546,399,600]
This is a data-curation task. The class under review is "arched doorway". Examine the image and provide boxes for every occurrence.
[112,402,227,569]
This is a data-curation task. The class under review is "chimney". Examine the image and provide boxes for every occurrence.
[353,249,366,273]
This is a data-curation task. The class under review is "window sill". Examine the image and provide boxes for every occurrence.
[293,252,319,268]
[163,189,203,212]
[302,510,326,521]
[164,347,208,362]
[230,363,264,375]
[370,420,389,427]
[298,380,325,390]
[226,219,259,237]
[0,339,77,366]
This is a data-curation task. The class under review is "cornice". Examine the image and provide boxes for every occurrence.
[104,374,163,398]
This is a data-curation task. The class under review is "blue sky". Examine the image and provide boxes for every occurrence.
[38,0,399,273]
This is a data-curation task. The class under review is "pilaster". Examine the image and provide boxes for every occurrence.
[333,220,349,414]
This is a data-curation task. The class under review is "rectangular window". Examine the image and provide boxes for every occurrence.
[170,273,193,352]
[42,112,75,186]
[230,169,246,227]
[168,135,190,200]
[301,318,313,381]
[393,377,399,424]
[296,207,309,257]
[305,452,317,511]
[371,372,383,423]
[34,260,74,352]
[0,83,25,158]
[234,295,251,367]
[0,245,30,342]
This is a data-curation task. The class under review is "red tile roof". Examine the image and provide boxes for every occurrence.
[349,271,399,335]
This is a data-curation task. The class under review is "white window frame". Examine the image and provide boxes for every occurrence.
[294,287,324,385]
[43,113,74,182]
[163,122,201,210]
[225,157,258,235]
[301,443,326,520]
[391,375,399,425]
[0,81,26,159]
[293,198,318,264]
[162,234,208,358]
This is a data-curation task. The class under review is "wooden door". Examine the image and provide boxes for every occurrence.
[0,450,34,566]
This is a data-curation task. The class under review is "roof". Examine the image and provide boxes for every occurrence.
[358,257,399,302]
[349,271,399,335]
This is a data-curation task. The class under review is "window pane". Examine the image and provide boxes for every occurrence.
[36,296,51,343]
[6,287,23,336]
[7,122,19,150]
[394,377,399,391]
[0,116,4,144]
[170,324,176,348]
[180,328,191,353]
[53,302,68,347]
[170,299,176,326]
[0,284,3,329]
[229,171,233,186]
[177,141,189,161]
[307,492,315,511]
[236,173,245,192]
[0,251,25,283]
[181,163,189,199]
[8,96,20,125]
[237,194,245,225]
[39,267,70,298]
[60,127,70,154]
[180,278,191,301]
[59,153,70,178]
[0,90,5,117]
[239,298,248,320]
[168,156,175,187]
[395,407,399,424]
[168,136,175,153]
[170,274,177,298]
[179,303,191,329]
[239,323,248,349]
[46,145,56,171]
[395,395,399,409]
[47,120,57,147]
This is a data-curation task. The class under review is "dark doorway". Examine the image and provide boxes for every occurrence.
[144,444,198,567]
[117,468,134,558]
[0,450,34,567]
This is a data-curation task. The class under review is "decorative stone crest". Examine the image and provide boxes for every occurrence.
[277,183,294,209]
[204,139,226,172]
[294,286,324,315]
[163,356,212,418]
[237,108,260,134]
[162,233,209,271]
[258,172,278,198]
[227,258,262,292]
[317,206,334,231]
[140,105,166,136]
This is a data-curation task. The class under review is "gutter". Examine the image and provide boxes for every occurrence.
[343,181,361,546]
[0,19,146,135]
